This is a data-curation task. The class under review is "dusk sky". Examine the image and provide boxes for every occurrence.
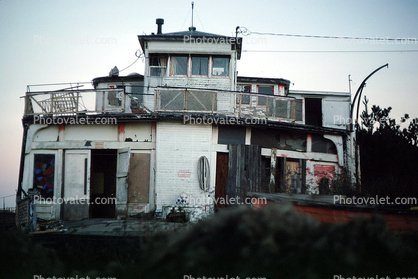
[1,0,417,207]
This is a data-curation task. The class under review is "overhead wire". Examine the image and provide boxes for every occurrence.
[237,26,418,53]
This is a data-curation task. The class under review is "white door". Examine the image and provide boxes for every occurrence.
[63,150,90,220]
[116,147,130,216]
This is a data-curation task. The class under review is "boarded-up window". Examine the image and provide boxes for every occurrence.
[128,153,150,203]
[33,154,55,198]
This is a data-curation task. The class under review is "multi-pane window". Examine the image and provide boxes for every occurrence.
[150,54,230,77]
[192,56,209,76]
[33,154,55,198]
[212,56,229,77]
[170,55,188,76]
[149,54,168,77]
[257,86,274,106]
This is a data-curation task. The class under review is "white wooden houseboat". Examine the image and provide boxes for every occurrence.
[16,19,356,227]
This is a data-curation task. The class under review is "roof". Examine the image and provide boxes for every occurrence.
[92,73,144,88]
[289,89,351,97]
[138,29,243,59]
[237,76,291,87]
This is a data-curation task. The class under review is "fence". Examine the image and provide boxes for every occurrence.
[0,194,15,212]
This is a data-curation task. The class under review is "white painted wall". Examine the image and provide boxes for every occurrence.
[33,126,59,142]
[155,121,213,211]
[64,125,118,141]
[124,122,153,142]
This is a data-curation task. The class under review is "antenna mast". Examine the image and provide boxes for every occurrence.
[191,1,194,28]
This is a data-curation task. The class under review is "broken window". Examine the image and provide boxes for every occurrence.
[170,55,188,76]
[129,85,144,111]
[33,154,55,199]
[212,56,229,77]
[107,90,122,107]
[257,86,273,106]
[192,56,209,76]
[312,135,337,154]
[237,84,251,105]
[149,54,168,77]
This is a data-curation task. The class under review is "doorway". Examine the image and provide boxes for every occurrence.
[90,149,117,218]
[305,98,322,126]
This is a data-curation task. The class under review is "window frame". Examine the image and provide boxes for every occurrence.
[169,55,189,76]
[191,55,209,76]
[237,84,252,105]
[31,150,58,202]
[256,85,274,107]
[148,53,168,77]
[211,56,230,78]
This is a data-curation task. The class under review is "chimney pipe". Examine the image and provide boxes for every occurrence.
[156,18,164,34]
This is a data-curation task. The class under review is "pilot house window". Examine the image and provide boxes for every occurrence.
[212,56,229,77]
[149,54,167,77]
[192,56,209,76]
[170,55,188,76]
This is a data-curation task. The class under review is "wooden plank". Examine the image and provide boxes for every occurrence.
[215,152,228,209]
[128,153,150,203]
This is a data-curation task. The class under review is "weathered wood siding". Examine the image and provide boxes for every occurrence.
[226,144,262,205]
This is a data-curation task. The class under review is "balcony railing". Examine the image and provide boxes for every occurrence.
[155,88,296,122]
[23,83,150,116]
[23,84,296,123]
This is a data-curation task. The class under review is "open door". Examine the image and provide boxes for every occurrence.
[116,147,130,217]
[90,149,117,218]
[63,150,90,220]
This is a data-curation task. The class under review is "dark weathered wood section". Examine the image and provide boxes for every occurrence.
[226,144,262,205]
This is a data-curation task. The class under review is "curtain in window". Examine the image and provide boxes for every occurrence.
[170,56,188,75]
[212,57,229,76]
[192,56,208,76]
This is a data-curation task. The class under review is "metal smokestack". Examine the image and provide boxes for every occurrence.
[156,18,164,34]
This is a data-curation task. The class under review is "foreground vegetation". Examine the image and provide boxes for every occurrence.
[1,205,417,279]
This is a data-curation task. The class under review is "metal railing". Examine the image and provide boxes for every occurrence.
[23,83,296,123]
[0,194,15,212]
[24,88,129,116]
[155,88,296,122]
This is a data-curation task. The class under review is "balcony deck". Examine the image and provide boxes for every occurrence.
[23,84,297,123]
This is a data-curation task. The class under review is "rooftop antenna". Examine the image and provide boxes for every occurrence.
[191,1,194,27]
[189,2,196,31]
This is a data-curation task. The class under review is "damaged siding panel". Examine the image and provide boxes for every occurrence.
[128,152,151,204]
[323,99,351,129]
